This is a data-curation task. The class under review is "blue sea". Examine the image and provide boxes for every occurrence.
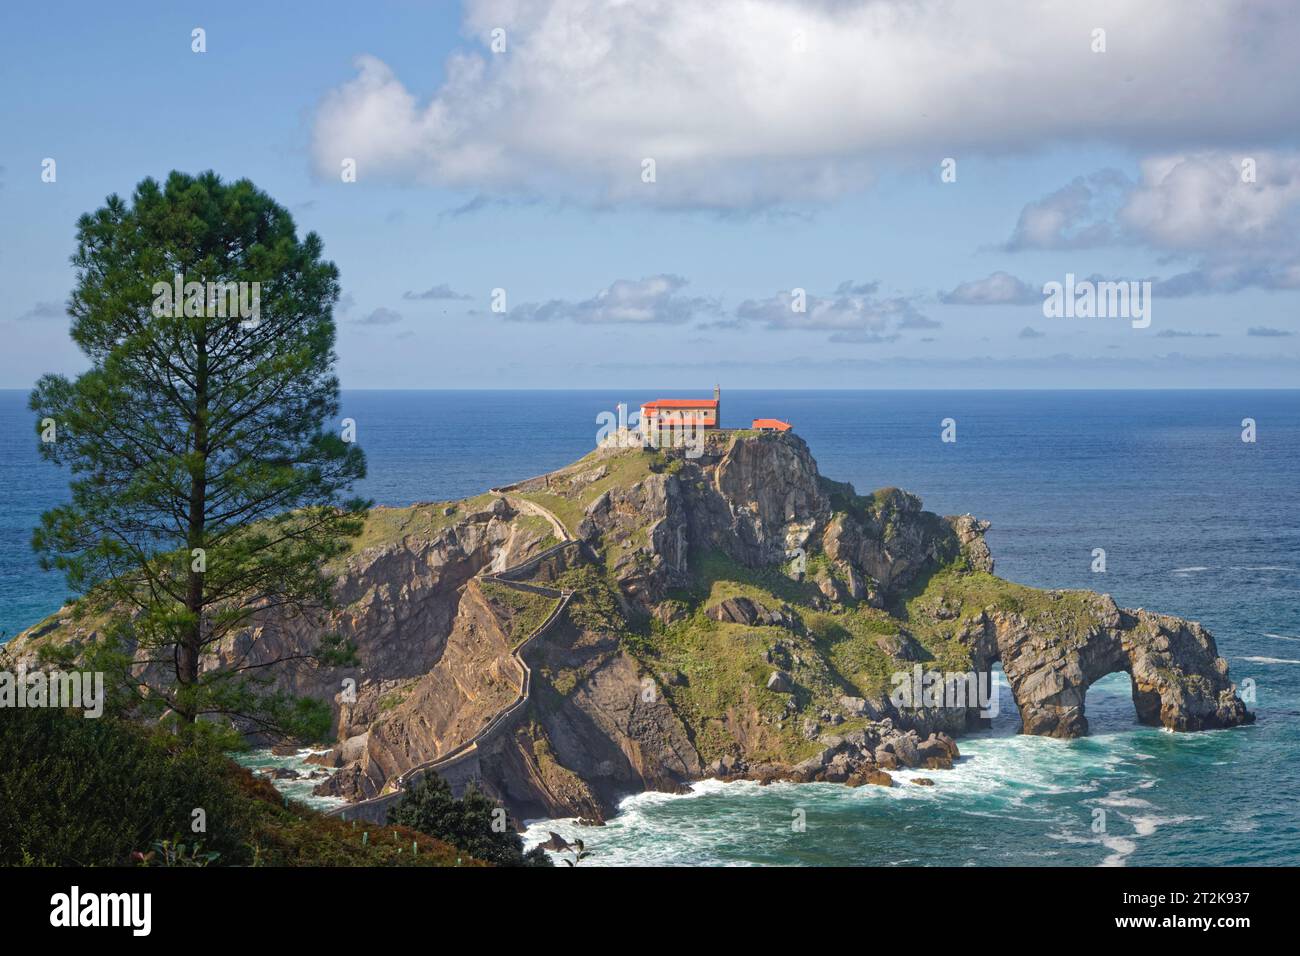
[3,389,1298,866]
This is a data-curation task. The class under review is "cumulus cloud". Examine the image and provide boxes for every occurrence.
[735,282,936,342]
[505,275,934,341]
[403,283,471,301]
[1121,152,1300,295]
[941,272,1040,306]
[1120,152,1300,252]
[311,0,1300,207]
[1009,152,1300,297]
[508,274,719,324]
[1004,171,1129,251]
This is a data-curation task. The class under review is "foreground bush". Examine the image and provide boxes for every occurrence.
[0,709,475,867]
[388,775,551,867]
[0,707,249,866]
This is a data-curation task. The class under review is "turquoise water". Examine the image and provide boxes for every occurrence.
[523,672,1278,866]
[233,748,346,811]
[3,389,1297,865]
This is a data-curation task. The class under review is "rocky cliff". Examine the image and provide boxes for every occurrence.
[8,431,1253,823]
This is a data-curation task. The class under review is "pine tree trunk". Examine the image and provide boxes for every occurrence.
[179,339,209,724]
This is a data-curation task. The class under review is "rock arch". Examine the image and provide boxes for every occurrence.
[964,593,1253,738]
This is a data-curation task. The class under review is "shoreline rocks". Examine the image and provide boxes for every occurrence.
[708,726,961,790]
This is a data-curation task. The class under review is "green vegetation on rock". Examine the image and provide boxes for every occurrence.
[479,580,561,646]
[515,447,668,535]
[339,494,495,561]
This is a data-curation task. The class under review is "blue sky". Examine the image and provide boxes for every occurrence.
[3,0,1299,388]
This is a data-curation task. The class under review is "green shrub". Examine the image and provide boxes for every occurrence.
[387,775,551,867]
[995,593,1024,614]
[0,708,250,866]
[555,566,625,633]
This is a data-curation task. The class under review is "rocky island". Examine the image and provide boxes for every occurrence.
[10,430,1253,825]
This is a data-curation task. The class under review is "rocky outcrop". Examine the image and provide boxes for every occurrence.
[579,472,690,606]
[725,725,962,786]
[950,514,995,573]
[958,595,1253,738]
[707,596,799,629]
[315,577,526,801]
[820,490,958,596]
[7,496,550,710]
[710,432,829,564]
[576,432,974,613]
[9,430,1254,824]
[451,615,703,823]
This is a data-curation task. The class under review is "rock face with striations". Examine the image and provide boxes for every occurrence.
[7,431,1253,822]
[574,432,972,611]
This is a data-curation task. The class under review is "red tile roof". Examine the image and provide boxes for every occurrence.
[752,418,792,431]
[641,399,719,409]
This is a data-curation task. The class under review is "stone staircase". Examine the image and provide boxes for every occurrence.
[328,497,575,824]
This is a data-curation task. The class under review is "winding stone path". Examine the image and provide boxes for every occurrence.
[328,495,574,823]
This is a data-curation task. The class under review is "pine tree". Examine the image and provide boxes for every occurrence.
[30,171,367,738]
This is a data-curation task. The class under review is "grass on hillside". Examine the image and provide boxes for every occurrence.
[899,566,1102,653]
[514,447,668,534]
[479,579,562,647]
[546,536,1108,764]
[646,611,828,764]
[546,550,907,763]
[340,493,497,558]
[510,513,560,551]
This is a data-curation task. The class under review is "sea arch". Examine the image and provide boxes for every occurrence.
[963,594,1251,738]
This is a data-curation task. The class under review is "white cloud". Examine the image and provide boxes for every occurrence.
[736,282,935,342]
[1003,151,1300,296]
[1004,171,1129,251]
[941,272,1039,306]
[508,274,718,324]
[505,275,932,341]
[312,0,1300,207]
[1130,153,1300,294]
[1120,152,1300,252]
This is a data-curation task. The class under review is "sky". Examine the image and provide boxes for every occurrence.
[2,0,1299,389]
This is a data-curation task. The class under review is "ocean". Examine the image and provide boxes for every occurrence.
[3,388,1297,866]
